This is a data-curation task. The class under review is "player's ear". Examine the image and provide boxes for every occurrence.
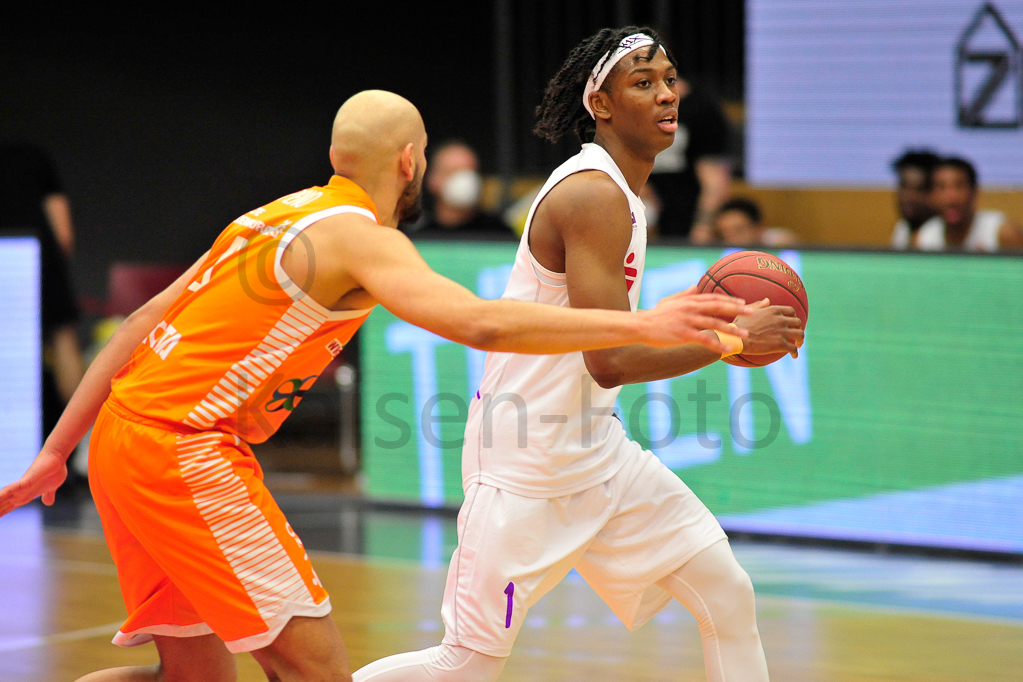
[399,142,415,181]
[589,91,612,121]
[328,145,336,171]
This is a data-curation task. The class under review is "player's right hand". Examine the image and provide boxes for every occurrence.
[0,448,68,517]
[643,286,754,353]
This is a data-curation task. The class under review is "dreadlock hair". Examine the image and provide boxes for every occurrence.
[534,26,678,145]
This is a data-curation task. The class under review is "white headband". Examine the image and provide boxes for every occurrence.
[582,33,666,119]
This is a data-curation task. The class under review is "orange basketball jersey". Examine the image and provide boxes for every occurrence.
[109,176,377,443]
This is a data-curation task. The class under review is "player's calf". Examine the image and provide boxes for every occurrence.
[256,615,351,682]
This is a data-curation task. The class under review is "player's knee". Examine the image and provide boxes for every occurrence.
[428,645,505,682]
[160,661,236,682]
[708,564,759,638]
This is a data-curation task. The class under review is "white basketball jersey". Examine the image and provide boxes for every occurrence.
[914,210,1005,252]
[461,143,648,498]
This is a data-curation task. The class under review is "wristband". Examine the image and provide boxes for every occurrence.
[713,324,743,358]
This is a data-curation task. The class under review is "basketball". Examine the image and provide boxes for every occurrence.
[696,251,809,367]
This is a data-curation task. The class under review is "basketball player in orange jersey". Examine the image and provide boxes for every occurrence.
[0,89,754,682]
[353,29,802,682]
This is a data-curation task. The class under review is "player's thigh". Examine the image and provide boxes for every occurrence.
[441,483,610,657]
[254,615,350,682]
[154,633,236,682]
[576,447,726,625]
[99,425,329,651]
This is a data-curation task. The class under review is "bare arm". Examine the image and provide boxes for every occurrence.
[43,193,74,257]
[0,252,208,514]
[999,219,1023,250]
[48,325,84,403]
[539,173,802,388]
[693,158,732,231]
[285,213,752,356]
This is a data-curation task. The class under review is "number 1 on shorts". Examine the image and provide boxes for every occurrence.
[504,582,514,628]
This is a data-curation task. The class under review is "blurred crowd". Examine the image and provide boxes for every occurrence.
[400,74,1023,253]
[890,151,1023,252]
[3,68,1022,491]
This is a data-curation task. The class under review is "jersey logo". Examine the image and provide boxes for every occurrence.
[624,251,638,291]
[265,375,319,413]
[326,339,343,358]
[281,189,323,208]
[144,321,181,360]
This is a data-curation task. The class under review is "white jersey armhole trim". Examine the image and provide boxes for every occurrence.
[273,205,378,321]
[521,163,631,289]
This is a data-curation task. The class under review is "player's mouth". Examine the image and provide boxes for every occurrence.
[657,112,678,133]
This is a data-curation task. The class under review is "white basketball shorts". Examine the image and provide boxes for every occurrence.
[440,442,727,657]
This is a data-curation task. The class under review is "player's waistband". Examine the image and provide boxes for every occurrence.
[103,396,229,439]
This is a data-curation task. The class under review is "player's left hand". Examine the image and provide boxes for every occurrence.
[734,298,804,358]
[0,448,68,517]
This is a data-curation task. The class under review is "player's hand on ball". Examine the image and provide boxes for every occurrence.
[0,448,68,517]
[646,286,753,353]
[734,298,804,358]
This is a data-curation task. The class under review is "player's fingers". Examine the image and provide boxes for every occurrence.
[684,314,750,337]
[684,297,753,318]
[750,297,771,309]
[42,490,56,506]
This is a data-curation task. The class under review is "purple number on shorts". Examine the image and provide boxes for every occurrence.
[504,582,514,628]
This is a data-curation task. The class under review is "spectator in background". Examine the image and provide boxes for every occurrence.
[692,197,798,248]
[646,75,732,239]
[913,157,1023,252]
[890,150,940,250]
[639,182,663,240]
[406,140,511,237]
[0,143,84,448]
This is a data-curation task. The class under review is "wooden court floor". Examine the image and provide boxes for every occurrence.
[2,528,1022,682]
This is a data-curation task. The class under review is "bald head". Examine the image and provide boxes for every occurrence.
[330,90,426,178]
[329,90,428,226]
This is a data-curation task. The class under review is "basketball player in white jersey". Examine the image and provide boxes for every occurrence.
[354,29,803,682]
[913,157,1023,252]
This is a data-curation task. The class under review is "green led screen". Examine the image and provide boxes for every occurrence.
[360,244,1023,553]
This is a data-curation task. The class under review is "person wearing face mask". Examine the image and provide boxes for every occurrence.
[407,141,512,237]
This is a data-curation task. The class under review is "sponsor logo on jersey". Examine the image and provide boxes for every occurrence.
[624,251,638,291]
[144,321,182,360]
[326,338,343,358]
[265,375,319,413]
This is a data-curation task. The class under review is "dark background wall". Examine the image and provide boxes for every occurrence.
[1,2,743,303]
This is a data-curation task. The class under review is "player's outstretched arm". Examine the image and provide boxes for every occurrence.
[0,253,209,516]
[320,215,751,355]
[542,172,802,388]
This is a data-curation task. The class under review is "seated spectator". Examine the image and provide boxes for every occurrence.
[890,150,940,250]
[647,77,732,239]
[913,157,1023,252]
[692,197,798,247]
[405,141,511,237]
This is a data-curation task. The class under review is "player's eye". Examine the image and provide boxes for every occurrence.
[637,79,651,87]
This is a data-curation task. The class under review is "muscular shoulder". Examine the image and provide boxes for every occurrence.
[537,171,632,241]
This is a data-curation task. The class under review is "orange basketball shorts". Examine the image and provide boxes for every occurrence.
[88,400,330,653]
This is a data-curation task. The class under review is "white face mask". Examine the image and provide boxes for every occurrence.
[442,169,482,209]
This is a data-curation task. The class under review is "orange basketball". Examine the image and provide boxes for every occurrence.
[696,251,808,367]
